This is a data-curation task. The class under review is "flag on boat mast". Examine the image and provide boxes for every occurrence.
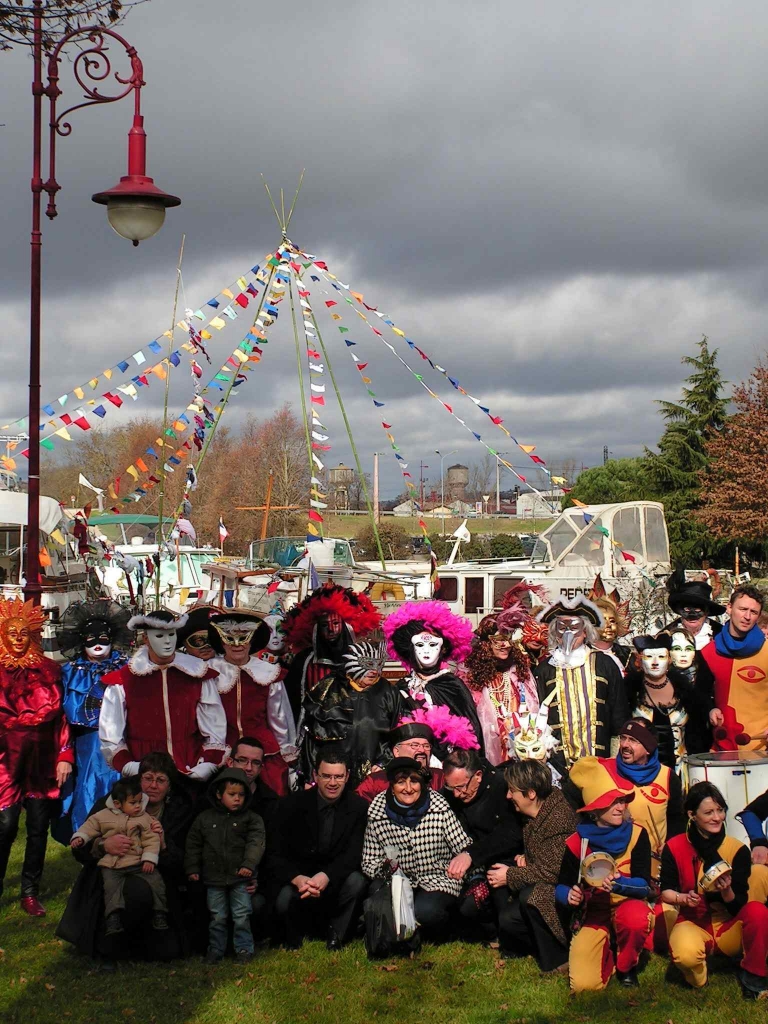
[219,517,229,541]
[447,519,471,566]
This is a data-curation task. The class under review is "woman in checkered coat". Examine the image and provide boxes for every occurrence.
[362,756,472,940]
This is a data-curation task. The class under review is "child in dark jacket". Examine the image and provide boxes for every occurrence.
[184,768,265,963]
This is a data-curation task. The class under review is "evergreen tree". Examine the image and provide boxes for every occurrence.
[643,337,728,565]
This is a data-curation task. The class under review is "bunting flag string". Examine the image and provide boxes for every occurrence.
[304,257,561,504]
[297,271,429,545]
[2,258,271,438]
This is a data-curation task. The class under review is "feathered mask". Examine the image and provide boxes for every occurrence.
[398,705,480,751]
[282,583,381,652]
[384,600,474,669]
[58,599,132,661]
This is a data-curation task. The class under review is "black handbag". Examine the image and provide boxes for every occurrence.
[363,877,421,959]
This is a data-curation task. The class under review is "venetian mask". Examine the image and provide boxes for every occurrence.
[2,618,30,659]
[489,631,520,659]
[264,615,286,654]
[344,640,386,688]
[597,607,618,643]
[84,625,112,662]
[669,631,695,670]
[319,611,343,641]
[411,631,444,669]
[0,598,46,668]
[146,628,178,660]
[212,619,259,665]
[641,647,669,680]
[183,629,215,660]
[512,714,556,762]
[553,616,586,655]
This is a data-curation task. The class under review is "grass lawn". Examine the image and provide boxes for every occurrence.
[2,826,765,1024]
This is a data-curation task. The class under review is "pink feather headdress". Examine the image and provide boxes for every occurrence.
[398,704,480,751]
[383,600,474,668]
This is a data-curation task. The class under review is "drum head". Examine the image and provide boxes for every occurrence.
[684,751,768,767]
[582,852,616,887]
[699,860,731,893]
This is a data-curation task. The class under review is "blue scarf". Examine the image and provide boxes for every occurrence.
[616,750,661,787]
[385,788,431,830]
[714,624,765,659]
[577,819,633,857]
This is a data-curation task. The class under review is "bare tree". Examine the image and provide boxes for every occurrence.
[0,1,149,50]
[467,454,495,501]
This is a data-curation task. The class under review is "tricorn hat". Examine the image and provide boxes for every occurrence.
[127,609,188,632]
[536,595,604,628]
[667,578,725,617]
[633,633,673,652]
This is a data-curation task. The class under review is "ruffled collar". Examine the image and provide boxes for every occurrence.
[209,656,280,694]
[128,646,210,678]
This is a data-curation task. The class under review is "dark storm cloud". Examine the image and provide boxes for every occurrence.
[2,0,768,493]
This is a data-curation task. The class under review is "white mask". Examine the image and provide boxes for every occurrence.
[411,631,444,669]
[669,631,696,670]
[147,629,178,659]
[264,616,285,653]
[85,642,112,662]
[641,648,669,680]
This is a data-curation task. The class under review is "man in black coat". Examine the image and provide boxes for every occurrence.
[271,748,368,950]
[442,749,523,939]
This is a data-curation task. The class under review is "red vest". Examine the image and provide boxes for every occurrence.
[219,680,279,755]
[665,832,744,925]
[105,662,217,774]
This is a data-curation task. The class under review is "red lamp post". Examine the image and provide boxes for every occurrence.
[26,0,180,603]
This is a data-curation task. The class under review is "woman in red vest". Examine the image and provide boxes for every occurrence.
[555,784,653,991]
[661,780,768,999]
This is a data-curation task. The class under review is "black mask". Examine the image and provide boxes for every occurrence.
[680,607,706,621]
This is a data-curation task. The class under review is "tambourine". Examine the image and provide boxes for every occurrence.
[699,859,732,893]
[581,852,616,887]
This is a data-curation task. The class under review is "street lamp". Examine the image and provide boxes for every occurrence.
[25,0,180,602]
[435,448,457,536]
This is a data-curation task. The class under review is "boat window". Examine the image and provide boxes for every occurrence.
[333,541,354,567]
[530,536,549,564]
[644,506,669,563]
[465,577,485,615]
[613,506,642,557]
[493,577,522,607]
[439,576,458,602]
[565,520,606,567]
[543,518,579,561]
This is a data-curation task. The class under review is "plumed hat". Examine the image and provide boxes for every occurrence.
[536,595,604,628]
[384,600,474,668]
[208,610,270,656]
[58,599,132,661]
[397,705,480,751]
[282,583,381,652]
[127,608,189,632]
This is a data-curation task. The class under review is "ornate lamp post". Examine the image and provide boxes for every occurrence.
[26,0,180,602]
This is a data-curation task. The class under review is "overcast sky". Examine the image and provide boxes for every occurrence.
[2,0,768,498]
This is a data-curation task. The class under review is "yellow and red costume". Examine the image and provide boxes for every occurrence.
[701,638,768,752]
[662,830,768,987]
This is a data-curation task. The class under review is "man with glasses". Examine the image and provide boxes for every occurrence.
[356,721,445,803]
[272,749,368,950]
[225,736,279,826]
[442,748,523,941]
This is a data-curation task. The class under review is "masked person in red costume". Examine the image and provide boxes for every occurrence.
[208,611,297,797]
[99,610,227,783]
[0,598,73,915]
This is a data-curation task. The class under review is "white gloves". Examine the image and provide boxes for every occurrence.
[186,760,219,781]
[121,761,141,777]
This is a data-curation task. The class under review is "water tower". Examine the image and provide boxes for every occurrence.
[329,463,355,510]
[446,464,469,503]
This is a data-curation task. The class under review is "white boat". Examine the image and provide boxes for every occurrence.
[0,490,89,657]
[435,501,672,629]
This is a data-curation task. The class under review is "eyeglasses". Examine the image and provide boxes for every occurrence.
[317,772,347,782]
[444,773,480,793]
[233,756,263,768]
[141,774,170,785]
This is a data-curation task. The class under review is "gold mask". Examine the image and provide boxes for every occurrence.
[211,620,259,648]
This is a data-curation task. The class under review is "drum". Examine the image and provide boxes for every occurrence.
[683,751,768,844]
[699,859,732,893]
[581,852,616,887]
